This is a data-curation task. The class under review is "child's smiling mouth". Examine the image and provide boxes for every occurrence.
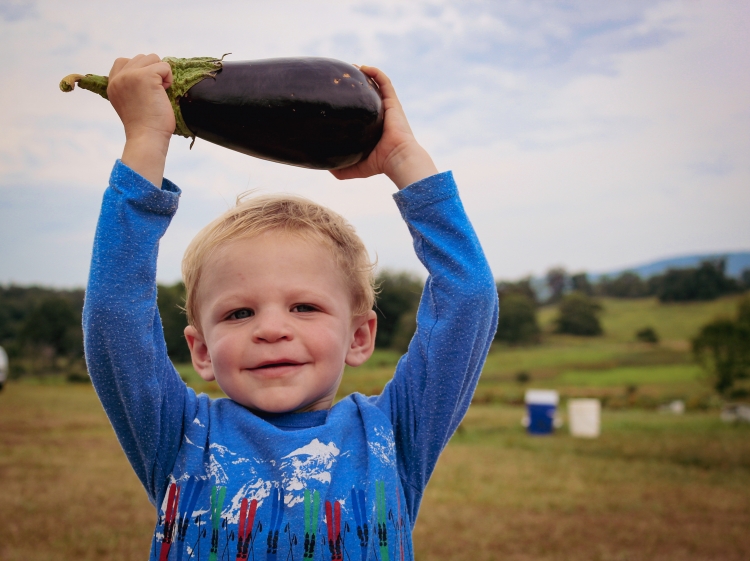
[248,360,305,375]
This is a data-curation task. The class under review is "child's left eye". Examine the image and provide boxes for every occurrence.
[292,304,317,313]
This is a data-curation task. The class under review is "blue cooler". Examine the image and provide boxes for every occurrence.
[524,390,559,435]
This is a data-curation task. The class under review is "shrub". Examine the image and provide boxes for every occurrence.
[495,293,540,345]
[554,292,603,336]
[692,297,750,395]
[636,327,659,344]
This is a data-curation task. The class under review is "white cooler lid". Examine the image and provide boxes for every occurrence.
[525,389,559,405]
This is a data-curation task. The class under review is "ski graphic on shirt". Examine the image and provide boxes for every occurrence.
[303,489,320,559]
[351,487,369,561]
[235,497,258,561]
[152,432,409,561]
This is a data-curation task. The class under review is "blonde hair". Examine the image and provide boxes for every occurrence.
[182,193,376,328]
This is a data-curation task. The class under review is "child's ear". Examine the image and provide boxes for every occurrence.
[345,310,377,367]
[184,325,216,382]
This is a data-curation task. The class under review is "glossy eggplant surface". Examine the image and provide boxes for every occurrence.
[179,58,384,170]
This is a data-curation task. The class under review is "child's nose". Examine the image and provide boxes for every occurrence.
[252,311,292,343]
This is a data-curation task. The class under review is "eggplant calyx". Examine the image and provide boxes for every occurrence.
[163,55,226,139]
[59,73,109,99]
[59,55,227,139]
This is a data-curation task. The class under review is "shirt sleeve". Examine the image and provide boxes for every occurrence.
[374,171,499,523]
[83,160,196,505]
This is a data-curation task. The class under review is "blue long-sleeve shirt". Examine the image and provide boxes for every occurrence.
[84,160,498,561]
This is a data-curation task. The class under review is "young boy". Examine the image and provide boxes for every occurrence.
[84,54,498,561]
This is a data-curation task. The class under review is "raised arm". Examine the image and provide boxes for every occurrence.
[379,173,498,523]
[84,162,190,503]
[332,67,498,523]
[83,55,190,504]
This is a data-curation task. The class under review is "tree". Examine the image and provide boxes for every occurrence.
[693,297,750,395]
[570,273,593,296]
[545,267,567,303]
[373,271,423,349]
[495,292,540,345]
[390,308,417,353]
[0,285,84,352]
[654,259,739,302]
[738,295,750,327]
[496,277,537,304]
[157,282,192,363]
[554,292,603,336]
[596,272,649,298]
[20,296,82,358]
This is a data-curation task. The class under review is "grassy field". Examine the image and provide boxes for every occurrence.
[2,293,749,560]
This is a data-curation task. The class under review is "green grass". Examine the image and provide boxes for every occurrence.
[3,385,749,561]
[555,364,703,387]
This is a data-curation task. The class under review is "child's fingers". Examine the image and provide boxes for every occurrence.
[112,54,173,90]
[125,53,162,69]
[152,61,174,89]
[108,57,131,79]
[359,65,402,109]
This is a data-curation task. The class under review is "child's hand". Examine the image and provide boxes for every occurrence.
[329,66,438,190]
[107,54,175,187]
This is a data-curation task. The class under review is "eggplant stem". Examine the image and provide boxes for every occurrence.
[59,55,226,139]
[59,74,85,92]
[59,73,109,99]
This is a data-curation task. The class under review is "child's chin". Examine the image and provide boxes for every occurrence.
[237,392,307,415]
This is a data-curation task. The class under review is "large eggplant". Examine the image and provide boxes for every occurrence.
[60,56,384,170]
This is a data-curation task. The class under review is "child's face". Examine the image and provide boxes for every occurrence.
[184,231,376,414]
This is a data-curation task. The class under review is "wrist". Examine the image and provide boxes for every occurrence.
[385,143,439,190]
[124,125,172,150]
[121,130,170,187]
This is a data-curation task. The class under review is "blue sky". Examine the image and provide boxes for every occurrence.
[1,0,748,287]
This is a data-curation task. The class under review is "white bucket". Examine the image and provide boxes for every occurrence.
[568,398,601,438]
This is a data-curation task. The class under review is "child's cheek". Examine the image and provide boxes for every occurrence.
[208,333,239,374]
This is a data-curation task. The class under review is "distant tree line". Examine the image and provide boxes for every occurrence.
[593,259,748,302]
[0,284,191,377]
[0,271,428,375]
[2,258,748,375]
[490,258,750,345]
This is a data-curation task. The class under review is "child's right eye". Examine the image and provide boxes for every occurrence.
[229,309,254,320]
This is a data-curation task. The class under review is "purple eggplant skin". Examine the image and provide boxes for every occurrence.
[179,57,384,170]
